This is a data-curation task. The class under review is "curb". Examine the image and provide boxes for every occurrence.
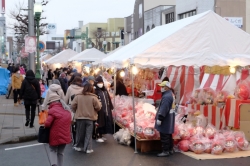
[0,134,38,144]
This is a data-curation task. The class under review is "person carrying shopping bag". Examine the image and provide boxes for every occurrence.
[44,91,71,166]
[71,83,101,153]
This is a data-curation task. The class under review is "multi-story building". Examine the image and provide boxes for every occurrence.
[6,36,13,63]
[124,0,176,45]
[81,18,124,52]
[124,0,250,45]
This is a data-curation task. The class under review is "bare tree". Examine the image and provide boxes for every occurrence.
[92,29,107,50]
[8,0,49,45]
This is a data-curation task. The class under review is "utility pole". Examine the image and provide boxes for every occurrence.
[28,0,35,71]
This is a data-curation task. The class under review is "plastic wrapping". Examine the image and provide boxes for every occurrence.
[235,82,250,100]
[215,91,229,104]
[178,124,190,140]
[205,124,216,139]
[195,126,205,136]
[196,114,207,128]
[189,135,206,154]
[211,134,225,155]
[234,131,250,151]
[119,129,132,146]
[178,140,191,152]
[203,137,212,153]
[224,132,237,153]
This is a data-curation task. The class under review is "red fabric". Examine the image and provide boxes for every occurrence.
[199,66,205,84]
[180,66,186,105]
[45,102,72,146]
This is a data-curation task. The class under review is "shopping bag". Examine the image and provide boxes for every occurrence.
[38,126,50,143]
[39,110,48,125]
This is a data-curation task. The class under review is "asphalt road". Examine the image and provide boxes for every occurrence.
[0,135,250,166]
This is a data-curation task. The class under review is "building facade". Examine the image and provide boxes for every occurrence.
[176,0,250,33]
[124,0,250,45]
[81,18,124,52]
[124,0,176,45]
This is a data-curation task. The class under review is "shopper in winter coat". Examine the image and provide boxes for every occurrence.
[155,81,175,157]
[111,70,128,96]
[47,69,54,86]
[58,73,68,95]
[20,70,41,128]
[39,79,46,96]
[94,76,114,143]
[12,67,24,106]
[20,65,26,75]
[65,76,83,105]
[71,83,101,153]
[44,92,71,166]
[42,79,65,111]
[83,76,95,86]
[68,72,82,86]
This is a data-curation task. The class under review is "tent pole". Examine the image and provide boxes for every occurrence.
[113,66,117,134]
[131,64,138,154]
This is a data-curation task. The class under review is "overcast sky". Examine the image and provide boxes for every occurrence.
[6,0,135,36]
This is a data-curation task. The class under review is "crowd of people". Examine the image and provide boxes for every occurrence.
[8,63,176,165]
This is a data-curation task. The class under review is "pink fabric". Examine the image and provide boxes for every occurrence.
[45,103,72,146]
[20,67,25,75]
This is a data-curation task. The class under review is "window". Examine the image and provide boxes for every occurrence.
[146,26,150,32]
[152,24,155,29]
[165,12,175,24]
[97,28,102,32]
[179,10,196,20]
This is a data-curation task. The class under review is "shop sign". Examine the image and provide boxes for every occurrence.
[224,17,243,28]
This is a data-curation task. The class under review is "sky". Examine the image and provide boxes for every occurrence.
[6,0,135,35]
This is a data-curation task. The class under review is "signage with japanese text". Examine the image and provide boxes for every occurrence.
[224,17,243,28]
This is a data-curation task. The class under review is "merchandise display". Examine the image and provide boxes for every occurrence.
[113,96,160,140]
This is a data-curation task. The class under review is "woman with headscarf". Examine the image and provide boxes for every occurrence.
[12,67,24,106]
[94,76,114,142]
[20,70,41,128]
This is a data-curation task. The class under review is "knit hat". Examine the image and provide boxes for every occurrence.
[48,91,61,103]
[95,76,103,83]
[52,79,61,86]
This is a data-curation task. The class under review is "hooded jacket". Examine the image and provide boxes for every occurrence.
[44,102,71,146]
[20,70,40,105]
[41,84,65,110]
[12,73,23,89]
[65,84,83,105]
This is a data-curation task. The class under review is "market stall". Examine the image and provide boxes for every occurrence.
[68,48,106,62]
[44,49,78,69]
[101,10,250,155]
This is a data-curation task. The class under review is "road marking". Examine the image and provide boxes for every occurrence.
[5,143,44,151]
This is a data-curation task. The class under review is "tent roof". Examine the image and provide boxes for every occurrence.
[103,11,250,67]
[68,48,106,62]
[45,49,78,64]
[40,54,52,61]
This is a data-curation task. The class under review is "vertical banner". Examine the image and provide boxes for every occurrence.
[25,36,37,53]
[1,0,5,13]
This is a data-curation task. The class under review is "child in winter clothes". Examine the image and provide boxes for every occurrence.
[39,79,46,96]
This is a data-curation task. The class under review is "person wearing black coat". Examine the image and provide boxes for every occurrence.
[47,69,54,86]
[110,70,128,96]
[155,81,175,157]
[20,70,41,128]
[94,76,114,142]
[58,73,68,95]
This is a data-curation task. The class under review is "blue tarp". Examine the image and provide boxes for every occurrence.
[0,68,10,95]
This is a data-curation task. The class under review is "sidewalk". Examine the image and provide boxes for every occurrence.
[0,96,40,144]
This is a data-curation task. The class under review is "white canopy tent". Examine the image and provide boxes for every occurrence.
[45,49,78,64]
[103,11,250,68]
[68,48,106,62]
[40,54,52,62]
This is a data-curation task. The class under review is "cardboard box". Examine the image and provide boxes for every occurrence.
[239,121,250,141]
[240,104,250,121]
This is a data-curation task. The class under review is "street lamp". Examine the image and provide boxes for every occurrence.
[34,3,42,78]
